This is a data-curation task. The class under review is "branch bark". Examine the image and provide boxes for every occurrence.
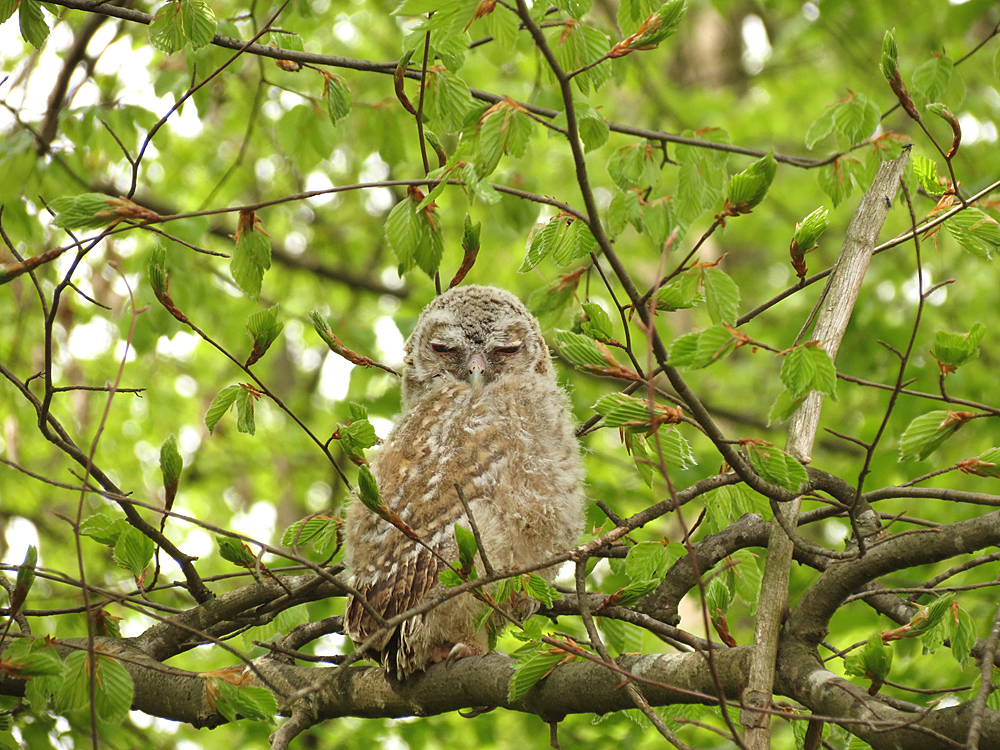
[742,148,911,749]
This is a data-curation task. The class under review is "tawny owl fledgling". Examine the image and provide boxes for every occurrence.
[344,285,585,679]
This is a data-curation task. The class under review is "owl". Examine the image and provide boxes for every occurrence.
[344,285,585,679]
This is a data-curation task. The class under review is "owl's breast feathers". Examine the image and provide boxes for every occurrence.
[345,374,584,677]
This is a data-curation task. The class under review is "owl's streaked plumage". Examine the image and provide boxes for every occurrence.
[344,285,585,679]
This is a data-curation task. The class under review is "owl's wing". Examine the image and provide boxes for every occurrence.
[344,534,444,658]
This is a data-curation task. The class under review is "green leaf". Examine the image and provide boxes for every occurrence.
[913,155,944,196]
[527,281,575,317]
[880,29,898,82]
[205,385,241,433]
[844,632,892,686]
[705,575,732,616]
[49,193,117,230]
[550,21,611,95]
[0,0,17,24]
[338,416,378,457]
[508,648,565,701]
[607,143,660,191]
[551,219,597,266]
[180,0,217,49]
[625,541,684,580]
[577,105,610,152]
[658,428,696,469]
[246,305,284,365]
[689,324,737,369]
[486,5,518,51]
[899,410,973,461]
[53,651,91,714]
[281,516,342,555]
[157,435,182,489]
[270,31,304,51]
[608,190,643,236]
[235,388,256,435]
[235,388,257,435]
[656,269,702,311]
[729,550,762,608]
[960,447,1000,478]
[93,655,134,725]
[231,220,272,299]
[832,92,880,147]
[439,568,464,587]
[519,216,562,272]
[384,191,444,277]
[769,388,805,425]
[324,75,352,124]
[668,331,699,367]
[522,573,561,607]
[818,157,863,208]
[598,617,643,656]
[394,0,452,15]
[951,605,975,662]
[112,527,155,579]
[557,330,607,367]
[629,0,686,48]
[80,513,129,546]
[211,680,277,723]
[613,578,660,607]
[18,0,48,48]
[792,206,829,251]
[357,464,382,513]
[932,323,985,370]
[423,67,472,132]
[385,197,421,272]
[726,152,776,212]
[702,267,739,324]
[945,207,1000,260]
[148,246,168,295]
[911,54,953,103]
[0,637,63,678]
[780,343,836,400]
[217,535,257,567]
[624,432,653,486]
[149,2,187,54]
[593,393,653,428]
[454,524,478,568]
[746,442,807,491]
[581,302,613,340]
[475,101,532,178]
[805,105,836,150]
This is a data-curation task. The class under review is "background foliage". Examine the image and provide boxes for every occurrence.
[1,0,1000,748]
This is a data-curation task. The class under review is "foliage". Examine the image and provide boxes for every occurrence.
[2,1,1000,749]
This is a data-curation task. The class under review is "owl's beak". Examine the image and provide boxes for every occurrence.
[467,351,488,389]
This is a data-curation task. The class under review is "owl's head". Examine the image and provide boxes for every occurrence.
[402,285,552,403]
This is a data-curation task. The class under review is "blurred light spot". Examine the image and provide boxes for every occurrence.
[157,331,199,360]
[374,316,405,364]
[958,113,998,144]
[3,517,40,566]
[175,375,198,397]
[68,317,115,359]
[801,2,819,21]
[233,500,278,543]
[364,187,394,215]
[334,19,358,44]
[305,171,336,206]
[319,352,353,401]
[305,481,333,511]
[876,280,896,302]
[741,14,771,75]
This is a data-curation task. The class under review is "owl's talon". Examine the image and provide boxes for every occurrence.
[437,641,481,666]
